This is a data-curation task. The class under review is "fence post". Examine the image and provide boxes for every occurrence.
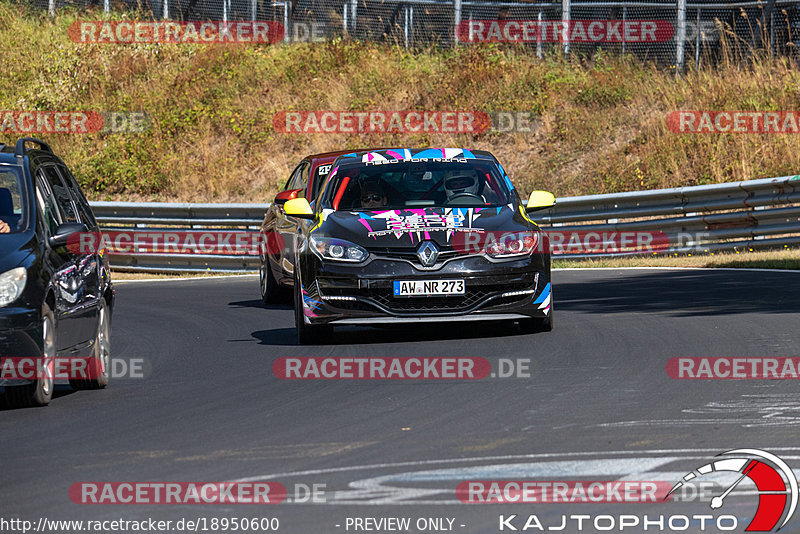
[454,0,462,46]
[350,0,357,33]
[676,0,686,72]
[537,10,543,58]
[622,6,627,56]
[48,0,54,16]
[162,0,169,19]
[695,7,701,69]
[562,0,570,55]
[284,1,290,43]
[104,0,109,13]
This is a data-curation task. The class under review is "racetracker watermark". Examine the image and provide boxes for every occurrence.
[457,481,670,503]
[0,111,149,134]
[0,357,145,380]
[69,482,290,504]
[451,230,671,256]
[69,21,284,44]
[667,111,800,134]
[68,230,284,256]
[456,20,674,43]
[274,111,492,135]
[667,357,800,379]
[274,110,541,135]
[273,357,492,380]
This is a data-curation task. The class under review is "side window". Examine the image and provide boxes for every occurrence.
[41,166,77,223]
[286,162,310,198]
[58,165,97,229]
[35,172,64,236]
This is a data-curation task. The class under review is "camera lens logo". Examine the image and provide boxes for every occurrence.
[667,449,798,531]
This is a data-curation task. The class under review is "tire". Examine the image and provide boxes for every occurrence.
[70,299,110,390]
[260,258,287,304]
[5,305,55,408]
[293,277,332,345]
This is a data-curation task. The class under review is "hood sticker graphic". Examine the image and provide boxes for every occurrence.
[355,207,488,244]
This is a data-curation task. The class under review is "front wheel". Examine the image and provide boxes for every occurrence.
[5,305,55,408]
[260,258,287,304]
[293,278,332,345]
[70,299,110,390]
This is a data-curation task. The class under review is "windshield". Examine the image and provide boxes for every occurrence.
[0,167,26,234]
[324,159,512,211]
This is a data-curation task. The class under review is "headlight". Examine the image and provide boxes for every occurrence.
[310,236,369,263]
[486,232,538,258]
[0,267,27,307]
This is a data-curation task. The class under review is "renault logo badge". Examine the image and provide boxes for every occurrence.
[417,241,439,267]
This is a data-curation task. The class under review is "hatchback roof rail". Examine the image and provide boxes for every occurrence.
[15,137,53,157]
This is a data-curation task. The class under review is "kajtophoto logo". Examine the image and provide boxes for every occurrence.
[667,449,798,532]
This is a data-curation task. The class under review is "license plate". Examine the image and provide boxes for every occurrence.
[393,279,465,297]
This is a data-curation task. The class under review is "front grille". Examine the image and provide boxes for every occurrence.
[323,279,532,315]
[366,247,465,266]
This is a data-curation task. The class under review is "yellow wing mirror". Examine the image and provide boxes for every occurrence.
[525,190,556,213]
[283,198,315,219]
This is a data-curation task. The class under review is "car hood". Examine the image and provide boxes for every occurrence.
[317,205,530,249]
[0,232,37,273]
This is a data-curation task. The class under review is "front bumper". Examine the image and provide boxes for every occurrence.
[0,306,43,387]
[298,253,552,325]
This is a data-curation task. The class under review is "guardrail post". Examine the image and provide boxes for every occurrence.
[562,0,570,55]
[676,0,686,73]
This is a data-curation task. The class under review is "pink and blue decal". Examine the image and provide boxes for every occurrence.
[301,286,322,316]
[534,283,551,312]
[384,148,412,160]
[358,207,484,243]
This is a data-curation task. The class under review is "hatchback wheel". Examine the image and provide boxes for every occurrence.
[5,304,55,407]
[70,300,110,390]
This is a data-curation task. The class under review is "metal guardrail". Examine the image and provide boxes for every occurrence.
[89,174,800,272]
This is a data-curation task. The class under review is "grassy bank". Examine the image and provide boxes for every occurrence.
[3,3,800,203]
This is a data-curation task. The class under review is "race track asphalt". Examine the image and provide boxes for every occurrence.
[3,268,800,533]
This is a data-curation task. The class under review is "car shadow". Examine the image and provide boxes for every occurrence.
[229,299,292,311]
[556,269,800,316]
[0,384,75,411]
[251,320,538,347]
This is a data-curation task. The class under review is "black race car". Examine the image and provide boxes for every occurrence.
[282,148,555,344]
[0,137,114,407]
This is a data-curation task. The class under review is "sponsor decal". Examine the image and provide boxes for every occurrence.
[358,207,484,244]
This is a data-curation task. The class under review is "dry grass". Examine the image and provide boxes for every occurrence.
[3,3,800,202]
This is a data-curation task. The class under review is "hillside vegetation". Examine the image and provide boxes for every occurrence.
[3,2,800,202]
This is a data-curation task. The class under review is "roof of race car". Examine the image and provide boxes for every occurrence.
[333,148,496,164]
